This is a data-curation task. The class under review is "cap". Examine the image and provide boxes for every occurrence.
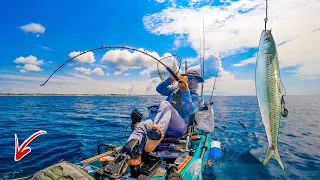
[181,69,204,82]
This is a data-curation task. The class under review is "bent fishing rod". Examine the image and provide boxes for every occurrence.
[40,45,180,86]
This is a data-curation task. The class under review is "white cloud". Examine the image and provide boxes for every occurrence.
[188,0,211,6]
[123,73,130,76]
[94,64,107,68]
[114,70,123,76]
[20,23,45,34]
[92,67,105,75]
[102,49,160,71]
[233,56,256,67]
[69,51,95,63]
[67,73,91,81]
[174,38,181,49]
[75,67,91,74]
[148,77,161,83]
[14,55,43,65]
[13,55,44,73]
[155,0,212,7]
[203,72,255,95]
[101,48,173,75]
[139,65,159,78]
[173,35,188,49]
[277,30,320,78]
[234,30,320,78]
[23,64,43,72]
[143,0,320,78]
[0,74,161,95]
[34,45,54,51]
[74,67,105,76]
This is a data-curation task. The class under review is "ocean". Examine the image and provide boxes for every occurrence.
[0,95,319,179]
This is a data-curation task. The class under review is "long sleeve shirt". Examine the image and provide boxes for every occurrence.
[156,78,204,120]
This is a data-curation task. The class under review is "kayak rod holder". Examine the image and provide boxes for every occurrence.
[200,132,209,159]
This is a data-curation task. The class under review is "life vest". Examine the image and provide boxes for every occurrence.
[170,89,183,113]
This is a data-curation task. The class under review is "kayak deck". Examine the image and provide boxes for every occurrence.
[76,132,211,179]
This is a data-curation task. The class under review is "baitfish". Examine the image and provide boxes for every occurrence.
[255,29,287,170]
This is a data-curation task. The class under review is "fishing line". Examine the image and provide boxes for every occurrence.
[209,59,220,103]
[37,86,42,95]
[265,0,268,30]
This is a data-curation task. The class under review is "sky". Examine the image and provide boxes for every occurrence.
[0,0,319,95]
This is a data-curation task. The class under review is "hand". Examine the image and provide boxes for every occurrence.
[169,70,179,81]
[178,78,188,91]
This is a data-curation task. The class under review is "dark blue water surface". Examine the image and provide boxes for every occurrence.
[0,95,319,179]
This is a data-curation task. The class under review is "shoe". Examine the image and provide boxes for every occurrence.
[130,109,143,130]
[122,139,140,159]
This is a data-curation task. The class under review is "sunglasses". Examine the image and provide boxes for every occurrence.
[187,76,195,81]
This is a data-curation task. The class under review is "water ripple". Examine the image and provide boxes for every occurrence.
[0,95,319,179]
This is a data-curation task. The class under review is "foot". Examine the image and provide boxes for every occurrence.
[144,124,164,152]
[100,156,115,163]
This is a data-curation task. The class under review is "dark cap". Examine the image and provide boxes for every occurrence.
[181,69,204,82]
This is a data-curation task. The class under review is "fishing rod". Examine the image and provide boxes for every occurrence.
[209,55,220,103]
[200,18,205,97]
[198,17,219,103]
[40,45,180,87]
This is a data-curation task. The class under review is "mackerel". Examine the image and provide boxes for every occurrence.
[255,30,286,170]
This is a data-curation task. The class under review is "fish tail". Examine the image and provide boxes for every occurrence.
[274,148,285,170]
[263,147,285,170]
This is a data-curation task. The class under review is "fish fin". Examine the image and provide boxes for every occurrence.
[274,148,285,170]
[278,79,286,96]
[263,147,285,170]
[263,148,274,166]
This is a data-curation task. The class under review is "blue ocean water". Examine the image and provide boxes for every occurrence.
[0,95,319,179]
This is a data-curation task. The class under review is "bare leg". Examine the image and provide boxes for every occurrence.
[100,156,115,162]
[127,119,153,144]
[145,101,187,152]
[144,124,164,152]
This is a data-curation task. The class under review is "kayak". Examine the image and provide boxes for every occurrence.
[18,103,217,180]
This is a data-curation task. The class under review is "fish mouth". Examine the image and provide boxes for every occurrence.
[262,30,273,43]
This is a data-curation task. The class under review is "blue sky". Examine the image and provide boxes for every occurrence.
[0,0,319,95]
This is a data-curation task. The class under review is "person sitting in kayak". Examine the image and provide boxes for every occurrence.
[100,69,204,162]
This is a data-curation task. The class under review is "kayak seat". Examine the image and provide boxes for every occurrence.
[154,114,196,154]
